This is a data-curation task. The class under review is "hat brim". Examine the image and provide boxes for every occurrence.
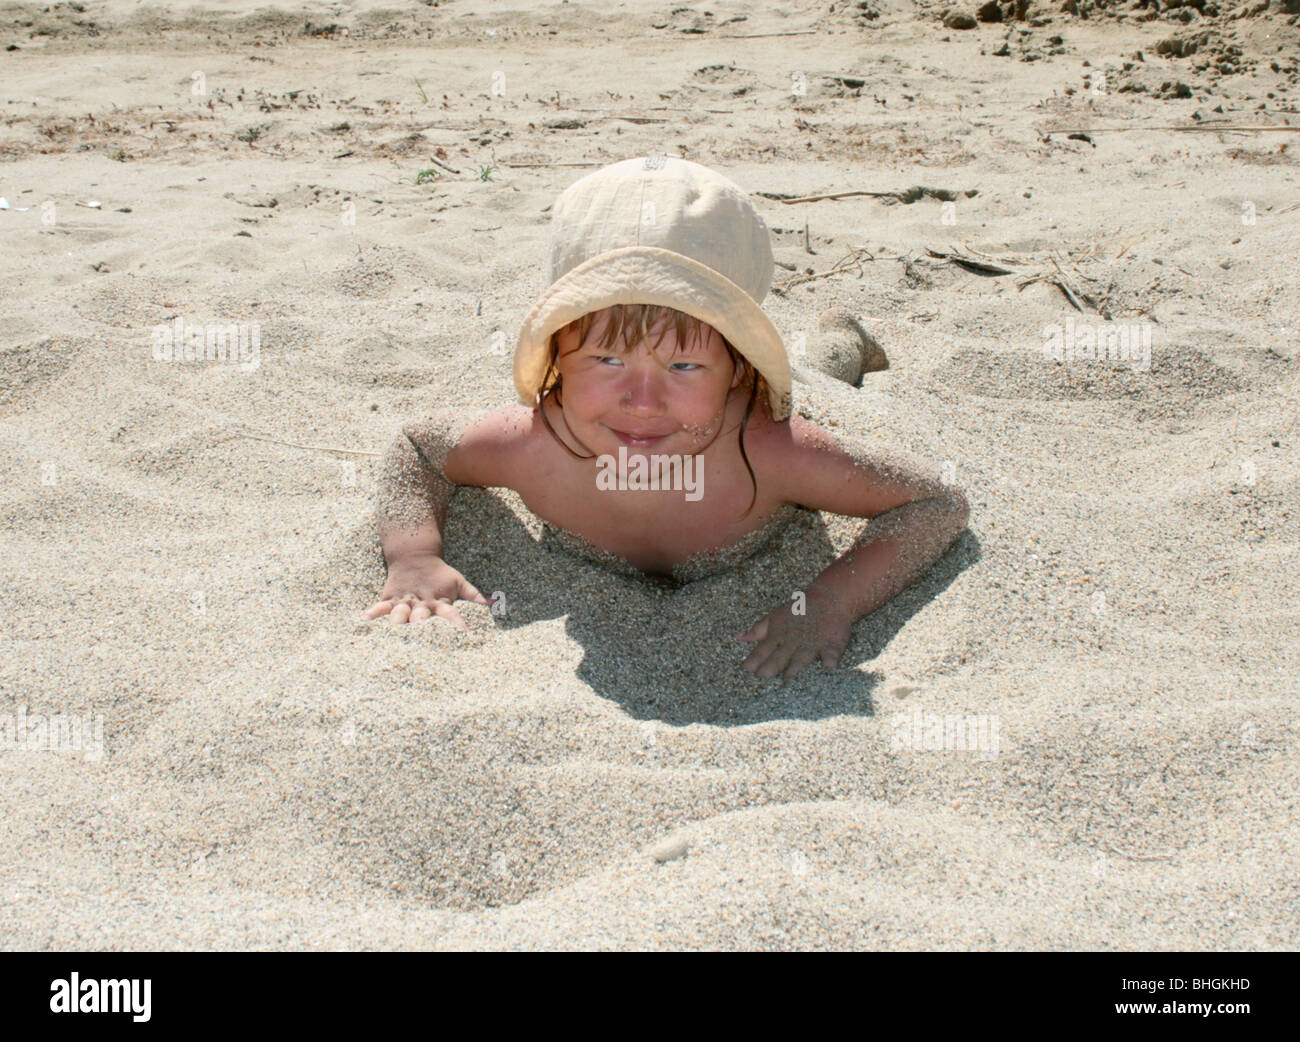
[514,246,791,422]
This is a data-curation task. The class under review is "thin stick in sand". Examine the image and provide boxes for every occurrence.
[1047,124,1300,135]
[236,431,381,458]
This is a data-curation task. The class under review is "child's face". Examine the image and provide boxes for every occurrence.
[553,307,743,455]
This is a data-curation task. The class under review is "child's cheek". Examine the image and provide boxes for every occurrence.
[680,404,726,443]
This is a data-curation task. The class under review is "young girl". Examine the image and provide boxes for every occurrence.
[365,157,969,681]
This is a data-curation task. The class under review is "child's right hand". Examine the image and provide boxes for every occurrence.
[363,554,496,631]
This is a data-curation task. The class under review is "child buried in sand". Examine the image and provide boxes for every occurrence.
[365,157,969,681]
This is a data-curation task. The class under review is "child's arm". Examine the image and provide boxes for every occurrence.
[737,418,970,679]
[366,408,510,627]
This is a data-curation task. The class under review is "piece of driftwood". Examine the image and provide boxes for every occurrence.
[925,248,1014,277]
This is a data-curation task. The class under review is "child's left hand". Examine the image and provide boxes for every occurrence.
[735,588,855,680]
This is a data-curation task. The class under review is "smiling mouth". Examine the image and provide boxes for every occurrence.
[609,428,671,447]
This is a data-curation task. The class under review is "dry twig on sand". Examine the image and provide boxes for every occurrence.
[924,247,1014,277]
[771,247,878,293]
[1047,123,1300,136]
[721,30,818,39]
[760,186,978,206]
[236,430,381,457]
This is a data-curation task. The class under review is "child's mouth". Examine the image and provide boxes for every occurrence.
[609,427,670,448]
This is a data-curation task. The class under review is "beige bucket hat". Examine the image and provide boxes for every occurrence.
[514,156,792,422]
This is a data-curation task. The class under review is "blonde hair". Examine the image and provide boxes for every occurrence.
[535,303,769,516]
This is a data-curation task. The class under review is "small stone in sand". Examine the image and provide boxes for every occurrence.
[648,835,690,863]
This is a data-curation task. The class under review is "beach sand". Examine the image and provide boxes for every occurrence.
[1,0,1297,949]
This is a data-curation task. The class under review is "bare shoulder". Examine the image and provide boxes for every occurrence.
[760,413,954,518]
[431,403,536,489]
[721,404,821,508]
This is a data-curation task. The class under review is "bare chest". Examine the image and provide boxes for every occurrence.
[516,434,785,577]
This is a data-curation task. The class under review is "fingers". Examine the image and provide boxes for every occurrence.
[739,605,853,679]
[362,595,441,626]
[432,601,469,632]
[461,581,496,608]
[741,636,841,679]
[781,645,821,680]
[740,638,783,676]
[739,620,797,676]
[363,593,471,632]
[820,639,848,669]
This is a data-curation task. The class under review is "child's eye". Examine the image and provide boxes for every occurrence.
[593,356,700,371]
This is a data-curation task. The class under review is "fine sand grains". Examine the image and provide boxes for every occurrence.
[1,0,1298,950]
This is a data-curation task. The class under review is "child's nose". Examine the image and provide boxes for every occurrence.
[618,367,666,411]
